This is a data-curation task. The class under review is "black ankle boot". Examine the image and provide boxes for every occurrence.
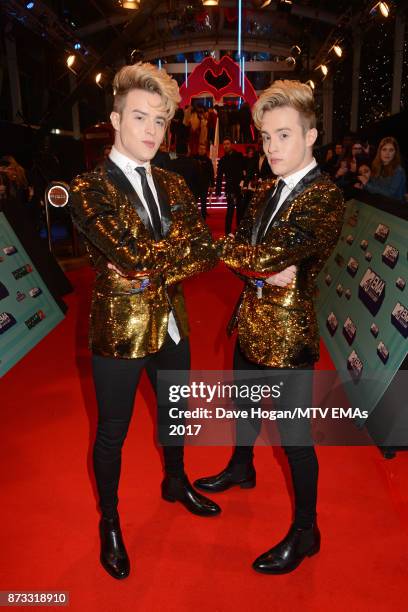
[193,461,256,493]
[99,515,130,580]
[162,474,221,516]
[252,523,320,574]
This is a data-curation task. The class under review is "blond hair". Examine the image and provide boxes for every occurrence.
[252,80,316,132]
[112,62,181,121]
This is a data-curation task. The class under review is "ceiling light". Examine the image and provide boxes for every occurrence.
[370,2,390,17]
[203,0,219,5]
[66,54,76,69]
[315,64,328,77]
[122,0,140,8]
[332,44,342,58]
[305,79,315,90]
[290,45,301,56]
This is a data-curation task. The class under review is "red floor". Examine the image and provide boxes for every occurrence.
[1,210,408,611]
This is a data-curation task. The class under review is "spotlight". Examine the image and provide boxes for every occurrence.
[290,45,302,56]
[251,0,272,8]
[74,42,81,50]
[121,0,140,8]
[66,54,76,69]
[277,0,292,13]
[26,1,35,8]
[95,73,103,86]
[316,64,328,77]
[370,2,389,17]
[332,44,343,58]
[305,79,315,90]
[202,0,219,5]
[285,56,296,66]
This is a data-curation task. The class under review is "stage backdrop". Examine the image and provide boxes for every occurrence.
[316,198,408,417]
[0,213,65,378]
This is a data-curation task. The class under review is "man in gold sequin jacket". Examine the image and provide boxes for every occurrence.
[70,62,220,581]
[194,80,345,575]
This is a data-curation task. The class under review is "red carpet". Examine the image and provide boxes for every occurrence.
[1,210,408,611]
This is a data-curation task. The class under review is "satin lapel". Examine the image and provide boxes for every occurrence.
[271,165,322,223]
[251,182,277,245]
[104,158,154,236]
[152,167,172,238]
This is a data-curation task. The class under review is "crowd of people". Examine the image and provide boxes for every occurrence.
[322,135,407,202]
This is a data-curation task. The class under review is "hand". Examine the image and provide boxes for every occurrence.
[107,262,149,280]
[265,265,297,287]
[358,174,369,186]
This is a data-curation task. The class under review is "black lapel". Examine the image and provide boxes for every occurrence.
[104,158,154,237]
[253,165,323,244]
[251,181,276,245]
[273,165,322,221]
[151,167,172,238]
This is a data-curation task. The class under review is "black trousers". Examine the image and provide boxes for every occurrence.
[199,190,208,219]
[225,190,243,235]
[92,335,190,518]
[232,342,318,529]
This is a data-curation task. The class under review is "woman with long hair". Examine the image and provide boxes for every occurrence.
[358,137,406,201]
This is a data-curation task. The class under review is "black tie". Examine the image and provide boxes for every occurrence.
[257,179,285,242]
[135,166,162,240]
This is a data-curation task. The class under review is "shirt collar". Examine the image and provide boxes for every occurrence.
[109,146,152,176]
[280,158,317,191]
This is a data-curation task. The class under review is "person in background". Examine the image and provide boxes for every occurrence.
[0,155,30,205]
[170,141,200,199]
[357,137,406,201]
[215,136,245,234]
[323,143,343,178]
[240,146,259,221]
[192,143,214,220]
[257,138,274,181]
[354,163,371,189]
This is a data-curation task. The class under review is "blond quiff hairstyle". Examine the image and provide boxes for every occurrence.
[112,62,181,121]
[252,80,316,132]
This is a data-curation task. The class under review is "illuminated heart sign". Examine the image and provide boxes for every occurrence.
[179,55,257,107]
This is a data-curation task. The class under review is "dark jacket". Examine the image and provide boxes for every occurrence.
[216,150,245,194]
[191,154,214,192]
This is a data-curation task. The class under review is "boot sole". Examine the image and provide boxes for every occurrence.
[194,478,256,493]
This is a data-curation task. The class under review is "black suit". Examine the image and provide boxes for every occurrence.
[216,149,245,234]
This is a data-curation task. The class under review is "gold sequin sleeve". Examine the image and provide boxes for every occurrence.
[70,174,191,276]
[221,182,344,275]
[164,176,218,286]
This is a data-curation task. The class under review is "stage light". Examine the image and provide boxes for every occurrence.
[122,0,140,9]
[305,80,315,90]
[26,2,35,9]
[95,73,103,86]
[370,2,389,17]
[74,42,81,50]
[66,54,76,69]
[277,0,292,12]
[290,45,302,56]
[332,44,343,58]
[285,56,296,66]
[202,0,219,5]
[251,0,272,8]
[316,64,328,77]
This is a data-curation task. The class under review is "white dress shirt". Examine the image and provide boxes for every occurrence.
[109,146,181,344]
[264,158,317,234]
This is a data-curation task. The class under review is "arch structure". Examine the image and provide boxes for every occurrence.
[179,55,257,108]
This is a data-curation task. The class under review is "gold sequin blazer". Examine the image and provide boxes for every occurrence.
[221,166,345,367]
[70,159,216,358]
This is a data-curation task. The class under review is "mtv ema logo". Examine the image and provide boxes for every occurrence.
[0,311,17,334]
[0,282,9,301]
